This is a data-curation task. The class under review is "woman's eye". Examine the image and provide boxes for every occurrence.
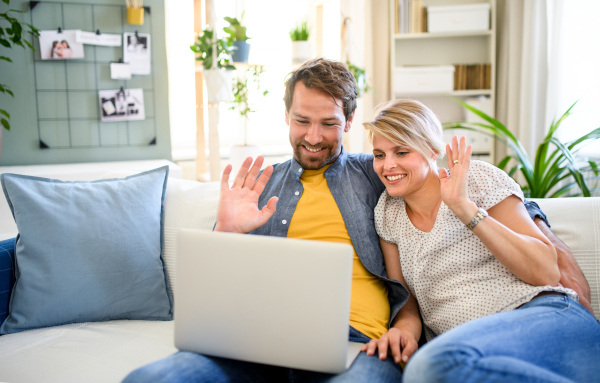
[398,151,408,156]
[374,154,384,159]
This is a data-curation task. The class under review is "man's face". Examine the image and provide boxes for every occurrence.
[285,82,354,170]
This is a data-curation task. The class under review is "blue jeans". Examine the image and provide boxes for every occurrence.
[123,326,402,383]
[403,295,600,383]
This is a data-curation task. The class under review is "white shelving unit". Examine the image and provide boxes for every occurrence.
[389,0,497,164]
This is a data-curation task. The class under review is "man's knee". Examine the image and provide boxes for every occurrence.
[403,343,480,383]
[122,352,216,383]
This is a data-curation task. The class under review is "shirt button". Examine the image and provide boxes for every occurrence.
[282,220,287,224]
[298,168,302,172]
[295,191,299,196]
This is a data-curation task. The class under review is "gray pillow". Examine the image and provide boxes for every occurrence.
[0,166,173,334]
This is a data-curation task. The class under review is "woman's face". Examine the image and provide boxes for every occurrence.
[372,134,433,198]
[62,41,68,48]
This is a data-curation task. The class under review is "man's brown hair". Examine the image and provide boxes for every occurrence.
[283,58,358,121]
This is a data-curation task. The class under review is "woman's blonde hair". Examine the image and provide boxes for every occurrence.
[363,99,446,170]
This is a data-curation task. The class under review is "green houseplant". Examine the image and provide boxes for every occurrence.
[190,28,235,70]
[230,65,268,121]
[346,61,371,97]
[223,15,250,63]
[444,100,600,198]
[0,0,40,132]
[289,21,310,64]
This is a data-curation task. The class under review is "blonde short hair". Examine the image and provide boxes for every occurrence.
[363,99,446,170]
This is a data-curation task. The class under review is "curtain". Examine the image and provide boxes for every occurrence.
[496,0,564,162]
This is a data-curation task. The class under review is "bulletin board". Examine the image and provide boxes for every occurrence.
[0,0,171,166]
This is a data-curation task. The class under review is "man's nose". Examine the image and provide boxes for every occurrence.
[305,124,322,146]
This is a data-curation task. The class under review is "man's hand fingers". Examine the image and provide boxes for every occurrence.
[243,156,265,190]
[221,164,232,192]
[259,196,278,225]
[232,157,253,189]
[400,337,418,363]
[253,165,274,195]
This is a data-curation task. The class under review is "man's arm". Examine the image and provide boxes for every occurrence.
[534,218,593,314]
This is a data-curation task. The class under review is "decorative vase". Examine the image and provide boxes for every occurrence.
[203,69,235,103]
[126,8,144,25]
[232,41,250,63]
[291,41,311,64]
[229,145,261,176]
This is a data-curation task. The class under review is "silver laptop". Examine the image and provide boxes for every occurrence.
[174,229,364,374]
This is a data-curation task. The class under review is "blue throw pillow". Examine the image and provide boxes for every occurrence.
[0,238,16,327]
[0,166,173,334]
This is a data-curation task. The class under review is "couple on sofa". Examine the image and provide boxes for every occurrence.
[125,58,600,383]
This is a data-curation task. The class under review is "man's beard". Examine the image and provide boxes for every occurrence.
[292,141,339,170]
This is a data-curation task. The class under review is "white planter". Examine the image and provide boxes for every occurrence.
[229,145,262,177]
[203,69,235,103]
[291,41,311,64]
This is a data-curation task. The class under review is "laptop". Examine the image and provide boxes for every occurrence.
[174,229,364,374]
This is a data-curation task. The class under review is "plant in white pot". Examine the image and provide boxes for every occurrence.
[224,15,250,63]
[289,21,310,64]
[190,24,235,180]
[229,65,269,175]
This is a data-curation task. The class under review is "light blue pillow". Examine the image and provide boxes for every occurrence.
[0,166,173,334]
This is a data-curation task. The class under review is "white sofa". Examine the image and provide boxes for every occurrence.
[0,163,598,383]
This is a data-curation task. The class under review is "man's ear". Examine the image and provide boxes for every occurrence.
[344,111,355,133]
[285,109,290,127]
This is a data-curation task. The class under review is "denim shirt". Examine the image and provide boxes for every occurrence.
[249,147,410,327]
[248,147,549,328]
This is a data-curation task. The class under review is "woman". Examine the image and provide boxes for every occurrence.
[51,41,62,59]
[361,99,600,383]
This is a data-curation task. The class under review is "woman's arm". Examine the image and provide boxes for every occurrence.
[361,238,422,363]
[440,137,559,287]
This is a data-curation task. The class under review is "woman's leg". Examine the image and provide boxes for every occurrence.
[403,295,600,383]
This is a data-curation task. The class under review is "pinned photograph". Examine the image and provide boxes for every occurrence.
[39,29,85,60]
[76,30,122,47]
[110,62,132,80]
[99,88,145,122]
[123,32,151,75]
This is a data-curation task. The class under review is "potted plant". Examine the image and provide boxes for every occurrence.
[289,21,310,64]
[190,28,236,103]
[346,61,372,97]
[0,0,39,159]
[224,15,250,63]
[229,65,269,176]
[444,100,600,198]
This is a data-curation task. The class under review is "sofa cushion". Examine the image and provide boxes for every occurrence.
[0,167,173,334]
[0,238,15,325]
[532,197,600,319]
[162,179,220,298]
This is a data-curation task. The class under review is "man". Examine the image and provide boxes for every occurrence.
[124,58,592,383]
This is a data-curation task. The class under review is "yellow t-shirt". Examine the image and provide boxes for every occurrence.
[287,165,390,340]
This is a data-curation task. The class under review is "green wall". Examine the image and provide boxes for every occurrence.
[0,0,171,165]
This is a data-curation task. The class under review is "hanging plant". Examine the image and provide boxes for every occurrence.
[230,65,269,119]
[190,28,236,70]
[0,0,40,130]
[346,61,371,97]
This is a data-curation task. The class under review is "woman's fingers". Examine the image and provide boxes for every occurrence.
[388,330,402,363]
[400,337,418,363]
[452,135,459,163]
[365,339,379,356]
[377,334,390,360]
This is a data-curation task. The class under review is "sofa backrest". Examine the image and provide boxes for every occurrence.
[532,197,600,319]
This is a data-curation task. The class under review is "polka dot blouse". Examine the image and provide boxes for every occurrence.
[374,160,577,341]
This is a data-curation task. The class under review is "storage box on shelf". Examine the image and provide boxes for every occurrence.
[427,3,491,33]
[390,0,496,164]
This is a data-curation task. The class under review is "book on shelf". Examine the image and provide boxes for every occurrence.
[453,63,491,90]
[397,0,427,34]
